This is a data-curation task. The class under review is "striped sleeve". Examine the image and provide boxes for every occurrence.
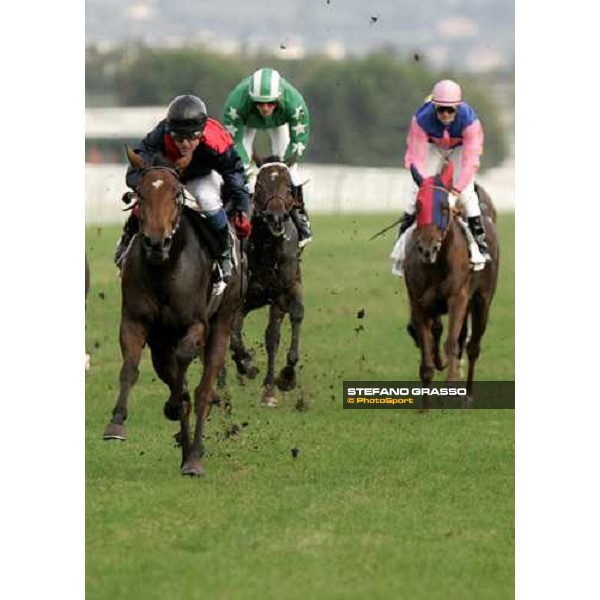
[404,116,428,173]
[455,119,484,192]
[284,91,310,163]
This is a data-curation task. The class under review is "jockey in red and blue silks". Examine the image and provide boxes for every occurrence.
[397,79,491,267]
[114,94,251,290]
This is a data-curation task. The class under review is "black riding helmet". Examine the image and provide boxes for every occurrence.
[166,95,208,136]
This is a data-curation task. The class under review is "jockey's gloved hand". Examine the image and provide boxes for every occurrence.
[232,211,252,239]
[121,190,136,204]
[449,188,460,208]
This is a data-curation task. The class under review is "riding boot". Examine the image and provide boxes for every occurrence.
[114,213,139,269]
[467,216,492,263]
[291,185,313,248]
[397,211,416,238]
[214,225,234,285]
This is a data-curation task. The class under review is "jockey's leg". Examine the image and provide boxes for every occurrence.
[289,163,313,247]
[186,173,233,291]
[397,186,417,238]
[460,183,492,264]
[242,128,258,193]
[268,124,290,161]
[399,145,445,239]
[447,150,491,267]
[114,206,139,269]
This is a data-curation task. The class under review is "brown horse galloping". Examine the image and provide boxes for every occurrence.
[103,148,242,476]
[403,160,499,403]
[229,157,304,407]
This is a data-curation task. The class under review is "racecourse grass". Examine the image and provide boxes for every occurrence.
[86,213,514,600]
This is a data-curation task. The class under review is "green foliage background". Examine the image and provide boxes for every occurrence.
[86,45,509,169]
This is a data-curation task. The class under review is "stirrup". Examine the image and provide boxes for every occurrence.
[211,265,227,296]
[298,235,312,249]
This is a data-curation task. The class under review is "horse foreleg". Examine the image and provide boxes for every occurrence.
[103,319,147,440]
[411,306,436,411]
[277,290,304,392]
[465,293,491,402]
[262,304,285,406]
[230,309,259,379]
[182,320,231,477]
[174,322,205,468]
[445,290,470,381]
[433,318,446,371]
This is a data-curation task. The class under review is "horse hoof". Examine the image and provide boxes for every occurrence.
[181,459,205,477]
[260,395,278,408]
[276,366,296,391]
[163,400,181,421]
[276,377,296,392]
[246,366,259,379]
[461,396,474,409]
[238,363,259,379]
[103,423,127,440]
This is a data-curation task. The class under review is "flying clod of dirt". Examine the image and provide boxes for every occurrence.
[291,447,301,458]
[357,308,365,319]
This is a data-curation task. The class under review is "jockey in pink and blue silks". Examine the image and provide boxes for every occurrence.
[397,79,492,266]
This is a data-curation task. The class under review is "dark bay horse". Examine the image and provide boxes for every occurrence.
[229,157,304,407]
[103,148,242,477]
[403,161,499,402]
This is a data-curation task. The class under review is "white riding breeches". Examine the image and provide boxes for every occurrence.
[184,171,224,212]
[406,144,480,218]
[243,124,304,192]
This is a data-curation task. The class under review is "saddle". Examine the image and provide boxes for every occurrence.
[182,205,221,258]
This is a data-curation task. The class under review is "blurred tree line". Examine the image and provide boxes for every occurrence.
[86,44,510,169]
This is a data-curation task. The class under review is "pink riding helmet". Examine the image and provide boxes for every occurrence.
[431,80,462,106]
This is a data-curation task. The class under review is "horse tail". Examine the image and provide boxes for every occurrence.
[475,183,497,224]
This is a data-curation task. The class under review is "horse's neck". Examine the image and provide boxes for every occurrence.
[439,219,466,263]
[251,221,292,263]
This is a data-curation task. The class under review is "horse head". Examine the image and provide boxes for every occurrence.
[253,155,295,238]
[410,161,454,265]
[126,147,191,264]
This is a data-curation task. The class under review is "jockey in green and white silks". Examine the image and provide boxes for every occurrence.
[223,67,313,247]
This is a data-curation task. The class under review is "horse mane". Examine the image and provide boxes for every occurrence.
[150,153,176,169]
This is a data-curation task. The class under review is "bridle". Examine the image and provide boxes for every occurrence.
[253,164,294,219]
[136,166,186,240]
[416,184,456,244]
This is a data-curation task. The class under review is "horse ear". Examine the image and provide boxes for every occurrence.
[440,160,454,189]
[410,164,424,187]
[125,145,145,169]
[174,152,193,171]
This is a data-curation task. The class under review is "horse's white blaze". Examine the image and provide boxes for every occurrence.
[152,179,164,189]
[270,172,279,181]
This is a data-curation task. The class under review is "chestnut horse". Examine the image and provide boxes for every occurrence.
[103,148,242,477]
[403,161,499,402]
[229,157,304,407]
